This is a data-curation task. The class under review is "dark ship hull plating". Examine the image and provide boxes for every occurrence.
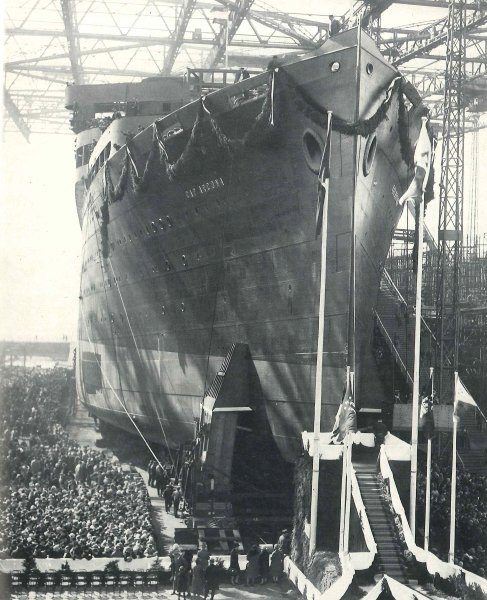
[73,28,423,462]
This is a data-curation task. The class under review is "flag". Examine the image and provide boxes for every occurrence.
[316,111,333,237]
[331,368,357,444]
[419,368,435,439]
[454,374,477,419]
[397,115,432,206]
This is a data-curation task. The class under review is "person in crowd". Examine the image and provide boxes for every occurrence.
[164,482,174,513]
[173,486,182,518]
[191,557,206,597]
[258,546,270,584]
[277,530,291,555]
[148,460,156,486]
[204,558,221,600]
[176,563,190,599]
[169,543,181,594]
[245,544,261,585]
[270,544,284,582]
[197,542,210,569]
[329,15,342,36]
[229,541,240,584]
[234,67,250,83]
[155,462,166,496]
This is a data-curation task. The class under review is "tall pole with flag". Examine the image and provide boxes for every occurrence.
[449,371,459,563]
[405,116,432,538]
[449,374,480,562]
[309,112,333,557]
[422,367,435,553]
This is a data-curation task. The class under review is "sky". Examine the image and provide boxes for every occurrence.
[1,1,486,342]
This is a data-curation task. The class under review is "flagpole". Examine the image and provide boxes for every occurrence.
[409,190,425,540]
[339,415,349,553]
[449,372,459,563]
[309,114,331,557]
[343,427,353,554]
[424,367,434,553]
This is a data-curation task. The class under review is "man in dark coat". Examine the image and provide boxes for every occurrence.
[163,483,174,513]
[204,559,221,600]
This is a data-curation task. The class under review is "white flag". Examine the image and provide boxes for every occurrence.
[397,116,432,206]
[455,377,477,408]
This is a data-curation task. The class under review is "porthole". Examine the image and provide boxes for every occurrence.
[151,222,158,233]
[161,305,165,315]
[363,133,377,176]
[181,302,185,312]
[302,129,324,174]
[182,254,187,266]
[366,63,374,75]
[166,216,173,227]
[330,61,340,73]
[158,218,165,230]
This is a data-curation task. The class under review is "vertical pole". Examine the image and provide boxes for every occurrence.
[424,437,432,553]
[309,121,331,557]
[424,367,434,553]
[339,431,348,553]
[410,194,425,539]
[343,431,353,554]
[449,373,459,563]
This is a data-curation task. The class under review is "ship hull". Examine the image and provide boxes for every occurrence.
[76,28,421,462]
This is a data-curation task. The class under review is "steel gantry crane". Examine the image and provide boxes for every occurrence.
[3,0,487,184]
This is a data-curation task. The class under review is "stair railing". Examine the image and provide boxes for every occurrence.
[350,468,377,567]
[374,311,414,387]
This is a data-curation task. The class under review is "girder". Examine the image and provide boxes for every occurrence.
[4,0,487,135]
[59,0,84,84]
[391,9,487,65]
[204,0,255,68]
[4,89,31,142]
[163,0,197,74]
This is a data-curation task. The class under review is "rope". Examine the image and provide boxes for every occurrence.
[79,300,165,471]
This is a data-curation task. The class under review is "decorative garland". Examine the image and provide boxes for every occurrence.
[96,67,434,263]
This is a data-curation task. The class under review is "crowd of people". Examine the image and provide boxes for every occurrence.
[0,367,157,560]
[417,461,487,575]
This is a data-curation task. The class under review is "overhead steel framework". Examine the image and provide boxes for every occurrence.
[3,0,487,139]
[435,0,466,402]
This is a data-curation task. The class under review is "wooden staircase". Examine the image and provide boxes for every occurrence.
[354,462,409,584]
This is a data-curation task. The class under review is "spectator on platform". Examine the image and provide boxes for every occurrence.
[176,563,190,599]
[164,483,174,512]
[204,558,221,600]
[259,547,270,583]
[173,486,182,518]
[329,15,342,36]
[229,542,240,584]
[155,462,166,496]
[270,545,284,582]
[246,545,261,585]
[148,460,156,486]
[277,529,291,555]
[198,542,210,569]
[191,557,206,597]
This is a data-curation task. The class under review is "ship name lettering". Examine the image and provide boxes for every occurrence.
[185,177,224,199]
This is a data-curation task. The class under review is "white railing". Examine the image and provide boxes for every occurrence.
[379,447,487,595]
